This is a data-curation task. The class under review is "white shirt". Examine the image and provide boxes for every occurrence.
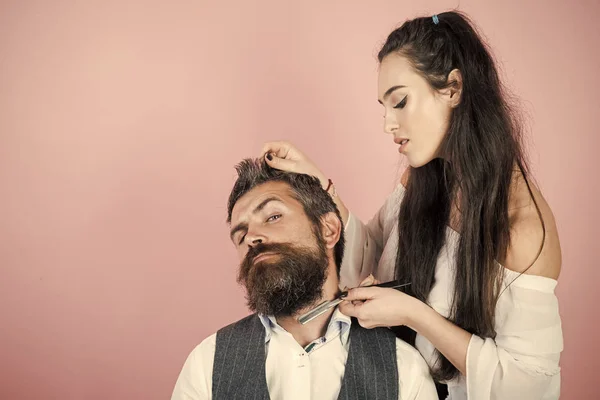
[171,308,437,400]
[341,183,563,400]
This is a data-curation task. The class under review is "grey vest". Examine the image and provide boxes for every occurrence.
[211,314,399,400]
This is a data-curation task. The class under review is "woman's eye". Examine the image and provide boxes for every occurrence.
[267,214,282,222]
[394,96,408,109]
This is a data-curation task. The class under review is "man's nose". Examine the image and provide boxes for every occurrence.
[245,231,267,247]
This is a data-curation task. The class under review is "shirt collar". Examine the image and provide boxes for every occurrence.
[258,307,352,345]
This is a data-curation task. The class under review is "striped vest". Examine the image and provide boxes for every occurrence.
[211,314,399,400]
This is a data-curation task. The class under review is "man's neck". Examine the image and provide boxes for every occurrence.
[275,267,340,348]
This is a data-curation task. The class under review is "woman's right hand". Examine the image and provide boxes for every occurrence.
[260,141,328,188]
[261,140,350,225]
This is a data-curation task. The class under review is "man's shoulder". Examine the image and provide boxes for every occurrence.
[393,338,429,368]
[392,338,438,400]
[171,333,218,399]
[215,313,263,341]
[218,313,260,331]
[188,332,218,360]
[187,314,261,359]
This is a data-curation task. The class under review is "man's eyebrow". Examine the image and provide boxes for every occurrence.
[229,197,284,241]
[254,197,283,214]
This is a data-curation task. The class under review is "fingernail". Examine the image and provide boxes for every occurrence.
[266,153,273,161]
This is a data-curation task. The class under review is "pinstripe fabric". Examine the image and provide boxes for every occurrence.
[212,314,270,400]
[337,320,399,400]
[212,315,398,400]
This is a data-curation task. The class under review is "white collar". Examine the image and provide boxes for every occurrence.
[258,307,352,346]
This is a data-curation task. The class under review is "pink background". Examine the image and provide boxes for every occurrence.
[1,0,597,399]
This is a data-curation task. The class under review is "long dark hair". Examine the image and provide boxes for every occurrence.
[379,11,544,380]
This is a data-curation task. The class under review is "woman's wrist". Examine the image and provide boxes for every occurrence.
[405,297,435,332]
[319,175,349,225]
[318,174,329,190]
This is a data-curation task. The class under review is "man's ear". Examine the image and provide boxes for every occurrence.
[320,212,342,249]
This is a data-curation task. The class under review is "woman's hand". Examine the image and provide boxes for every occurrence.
[260,141,328,188]
[260,140,350,224]
[339,275,426,329]
[342,275,472,375]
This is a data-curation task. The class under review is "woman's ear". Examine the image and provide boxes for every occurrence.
[446,68,463,108]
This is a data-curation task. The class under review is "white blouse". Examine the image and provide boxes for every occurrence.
[340,183,563,400]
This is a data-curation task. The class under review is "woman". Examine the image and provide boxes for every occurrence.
[260,11,563,400]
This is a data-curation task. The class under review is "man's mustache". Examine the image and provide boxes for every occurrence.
[244,243,292,266]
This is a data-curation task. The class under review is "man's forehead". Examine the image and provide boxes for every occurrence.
[231,181,298,220]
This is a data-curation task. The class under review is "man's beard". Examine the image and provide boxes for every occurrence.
[237,234,329,318]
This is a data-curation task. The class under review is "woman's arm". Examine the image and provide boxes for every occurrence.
[340,268,562,399]
[260,141,405,287]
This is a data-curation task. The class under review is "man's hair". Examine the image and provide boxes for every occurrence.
[227,158,345,270]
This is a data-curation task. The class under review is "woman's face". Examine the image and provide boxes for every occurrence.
[378,53,454,168]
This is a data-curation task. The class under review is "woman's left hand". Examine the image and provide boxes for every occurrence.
[339,280,425,329]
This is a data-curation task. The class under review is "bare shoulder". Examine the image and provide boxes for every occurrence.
[504,172,562,280]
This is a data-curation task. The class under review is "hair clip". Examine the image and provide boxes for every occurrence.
[432,15,440,25]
